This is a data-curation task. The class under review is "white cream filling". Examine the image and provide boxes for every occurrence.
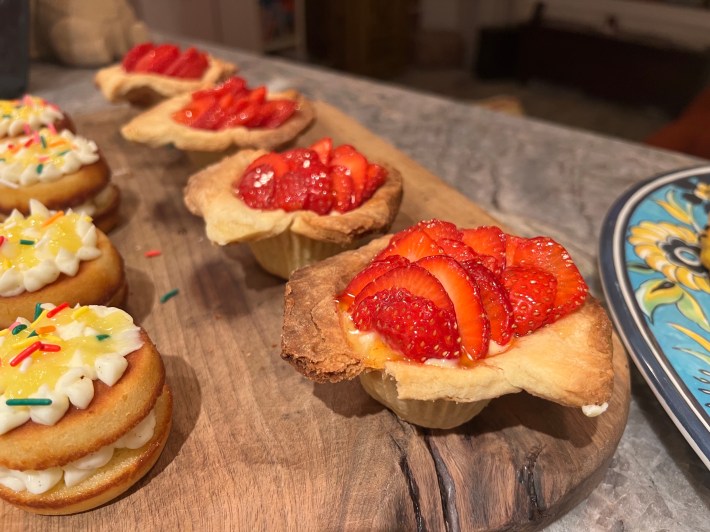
[0,105,63,138]
[0,200,101,297]
[0,305,143,435]
[73,185,116,217]
[0,408,156,494]
[0,130,99,187]
[582,402,608,417]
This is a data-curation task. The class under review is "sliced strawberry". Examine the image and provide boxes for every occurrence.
[331,146,368,205]
[193,77,245,101]
[247,86,267,105]
[244,153,289,179]
[438,238,479,263]
[352,288,460,362]
[501,266,557,335]
[505,234,527,267]
[461,226,506,275]
[163,47,208,78]
[417,255,490,359]
[171,95,220,128]
[122,42,155,71]
[374,228,444,262]
[283,148,321,170]
[353,264,454,313]
[507,236,588,320]
[392,220,462,245]
[309,137,333,165]
[462,261,514,346]
[331,166,353,213]
[234,165,277,209]
[303,165,333,215]
[272,170,309,212]
[259,99,296,128]
[339,255,410,307]
[361,163,387,202]
[131,44,180,74]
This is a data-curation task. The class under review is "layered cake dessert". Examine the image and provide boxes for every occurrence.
[0,303,172,514]
[0,127,120,233]
[282,220,614,428]
[0,201,125,328]
[184,137,403,278]
[95,42,236,106]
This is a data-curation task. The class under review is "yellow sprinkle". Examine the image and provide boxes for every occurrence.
[71,306,89,319]
[42,211,64,227]
[14,337,38,349]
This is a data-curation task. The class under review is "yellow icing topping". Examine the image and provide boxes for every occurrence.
[0,96,59,124]
[0,128,74,169]
[0,210,90,272]
[0,306,138,399]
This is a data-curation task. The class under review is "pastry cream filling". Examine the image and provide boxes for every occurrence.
[582,402,609,417]
[0,200,101,296]
[0,304,143,435]
[0,96,63,138]
[73,185,117,217]
[0,408,156,494]
[0,128,98,187]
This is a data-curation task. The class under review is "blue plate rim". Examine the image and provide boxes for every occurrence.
[599,164,710,471]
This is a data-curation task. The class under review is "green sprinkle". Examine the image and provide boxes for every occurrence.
[96,334,110,341]
[34,303,43,320]
[11,324,27,335]
[40,135,46,148]
[36,163,43,174]
[19,239,34,246]
[6,398,52,407]
[28,330,38,338]
[58,150,69,156]
[2,114,10,118]
[160,288,179,303]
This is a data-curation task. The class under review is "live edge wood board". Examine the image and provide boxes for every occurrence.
[0,102,631,531]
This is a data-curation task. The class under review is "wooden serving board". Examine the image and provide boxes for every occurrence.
[1,102,630,531]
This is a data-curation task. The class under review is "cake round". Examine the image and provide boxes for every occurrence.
[0,304,172,514]
[0,201,126,328]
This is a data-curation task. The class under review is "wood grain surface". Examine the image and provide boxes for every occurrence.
[0,102,631,531]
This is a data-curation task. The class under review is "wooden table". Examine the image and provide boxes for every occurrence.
[3,41,709,530]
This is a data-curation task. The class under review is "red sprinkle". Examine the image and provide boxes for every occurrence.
[144,249,162,258]
[23,137,34,148]
[39,343,61,352]
[46,302,69,318]
[10,341,41,367]
[0,236,5,247]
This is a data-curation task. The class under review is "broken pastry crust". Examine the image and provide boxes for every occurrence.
[183,149,403,246]
[94,56,237,105]
[282,236,614,408]
[121,90,315,152]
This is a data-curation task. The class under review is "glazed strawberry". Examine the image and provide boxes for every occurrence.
[283,148,321,170]
[172,95,221,129]
[162,47,209,79]
[235,165,277,209]
[505,234,527,267]
[331,166,354,213]
[331,146,368,204]
[303,165,333,215]
[353,264,454,313]
[462,262,514,345]
[259,100,297,129]
[244,153,290,179]
[272,170,309,212]
[393,219,462,245]
[375,228,444,262]
[363,164,388,200]
[122,42,154,71]
[461,226,506,275]
[506,236,588,320]
[501,266,557,335]
[353,288,460,362]
[132,44,180,74]
[340,255,410,306]
[417,256,490,360]
[438,238,479,263]
[310,137,333,165]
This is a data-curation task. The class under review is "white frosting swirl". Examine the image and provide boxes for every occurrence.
[0,409,156,494]
[0,200,101,296]
[0,97,64,138]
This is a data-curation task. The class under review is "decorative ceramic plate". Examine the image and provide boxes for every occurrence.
[600,166,710,470]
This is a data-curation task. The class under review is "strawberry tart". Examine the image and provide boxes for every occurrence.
[184,137,403,279]
[121,76,315,163]
[282,220,614,428]
[95,42,236,106]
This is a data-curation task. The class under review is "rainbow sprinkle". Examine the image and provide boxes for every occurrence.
[6,398,52,407]
[46,302,69,318]
[96,334,110,341]
[19,239,34,246]
[144,249,161,258]
[160,288,179,303]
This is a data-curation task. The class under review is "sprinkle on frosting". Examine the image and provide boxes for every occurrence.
[159,288,179,303]
[0,128,99,188]
[0,201,101,297]
[0,96,63,138]
[0,303,143,435]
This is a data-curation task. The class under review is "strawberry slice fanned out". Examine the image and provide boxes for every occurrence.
[340,255,410,307]
[375,229,444,262]
[462,261,514,346]
[417,255,490,360]
[461,226,506,275]
[501,266,557,335]
[506,236,588,321]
